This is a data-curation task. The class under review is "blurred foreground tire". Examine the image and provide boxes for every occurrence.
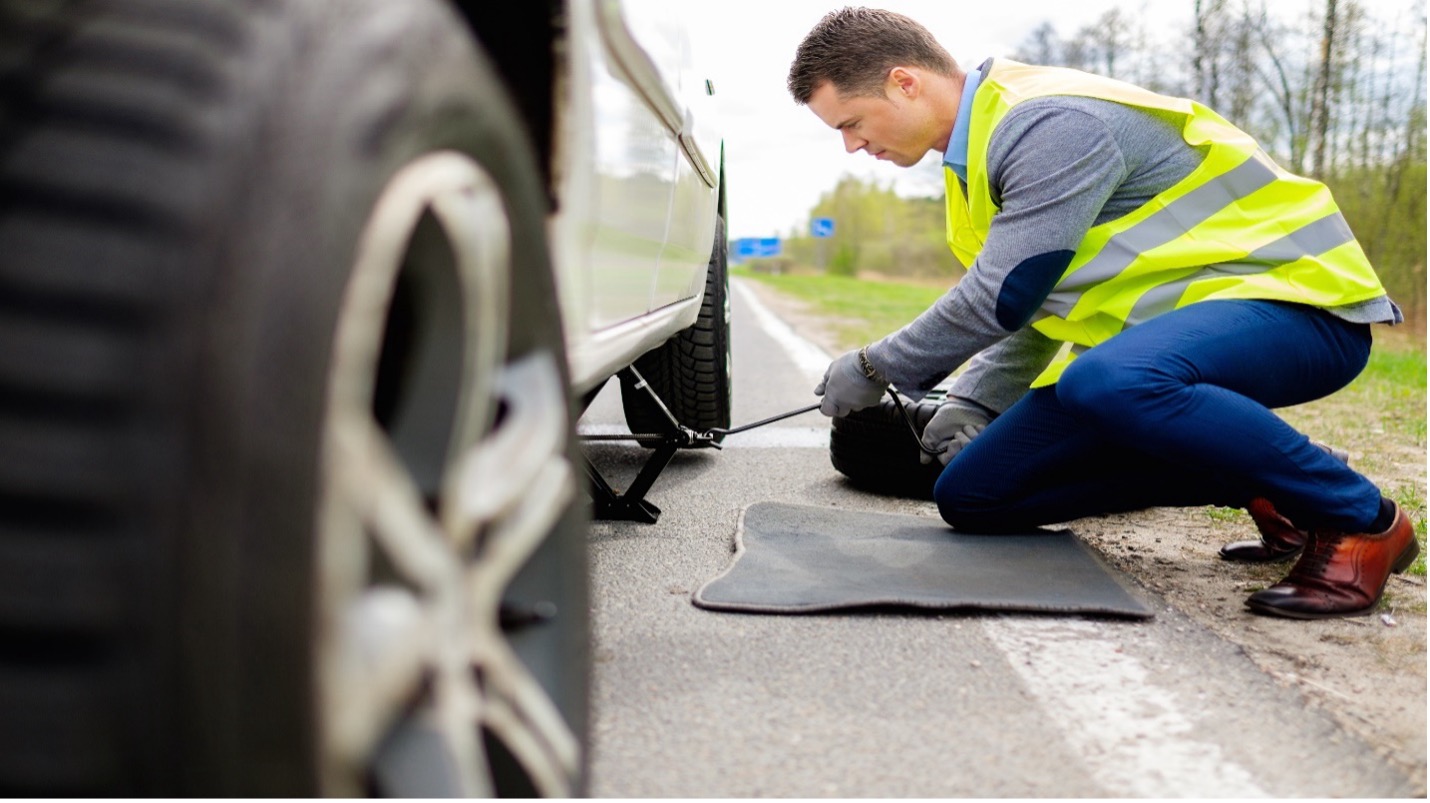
[0,0,588,795]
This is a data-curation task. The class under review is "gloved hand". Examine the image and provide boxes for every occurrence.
[815,349,887,417]
[919,396,996,466]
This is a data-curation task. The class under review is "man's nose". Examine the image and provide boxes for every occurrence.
[840,130,867,154]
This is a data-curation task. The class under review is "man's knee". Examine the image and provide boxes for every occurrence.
[934,459,1012,531]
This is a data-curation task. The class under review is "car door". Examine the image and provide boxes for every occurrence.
[587,0,718,327]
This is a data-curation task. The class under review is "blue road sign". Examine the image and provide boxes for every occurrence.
[734,237,782,259]
[811,217,835,238]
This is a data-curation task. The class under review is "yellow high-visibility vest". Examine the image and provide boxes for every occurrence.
[946,59,1388,386]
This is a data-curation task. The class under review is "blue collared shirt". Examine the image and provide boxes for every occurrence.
[943,67,983,183]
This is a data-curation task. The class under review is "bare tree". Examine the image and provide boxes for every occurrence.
[1245,1,1307,171]
[1193,0,1228,106]
[1019,21,1061,65]
[1092,8,1131,78]
[1308,0,1339,177]
[1062,26,1097,73]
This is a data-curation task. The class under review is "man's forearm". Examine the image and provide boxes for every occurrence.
[864,282,1007,400]
[949,326,1062,413]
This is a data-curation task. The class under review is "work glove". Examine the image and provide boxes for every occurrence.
[919,396,996,466]
[815,348,887,417]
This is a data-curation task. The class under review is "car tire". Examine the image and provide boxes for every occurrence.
[620,215,733,439]
[0,0,587,796]
[829,388,949,500]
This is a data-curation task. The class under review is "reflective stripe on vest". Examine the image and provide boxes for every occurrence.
[945,59,1386,387]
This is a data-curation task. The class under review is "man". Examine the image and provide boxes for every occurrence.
[789,7,1415,619]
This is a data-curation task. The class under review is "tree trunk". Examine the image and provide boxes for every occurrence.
[1309,0,1338,178]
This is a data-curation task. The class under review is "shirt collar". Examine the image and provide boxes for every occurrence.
[942,67,983,182]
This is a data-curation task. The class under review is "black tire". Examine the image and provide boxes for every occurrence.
[830,388,949,499]
[0,0,587,796]
[620,215,733,437]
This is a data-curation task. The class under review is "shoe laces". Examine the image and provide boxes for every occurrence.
[1297,531,1344,577]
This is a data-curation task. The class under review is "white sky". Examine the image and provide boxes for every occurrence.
[692,0,1421,241]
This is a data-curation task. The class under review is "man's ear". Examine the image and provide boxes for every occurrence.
[888,66,919,99]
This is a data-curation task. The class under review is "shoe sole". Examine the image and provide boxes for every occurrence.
[1218,547,1302,564]
[1245,538,1422,620]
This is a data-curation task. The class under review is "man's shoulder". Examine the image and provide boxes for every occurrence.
[988,96,1121,155]
[1000,94,1144,125]
[990,95,1174,158]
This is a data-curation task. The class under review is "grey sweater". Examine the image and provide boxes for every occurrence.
[866,92,1401,411]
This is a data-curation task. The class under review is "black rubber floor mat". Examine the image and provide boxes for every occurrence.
[694,502,1153,619]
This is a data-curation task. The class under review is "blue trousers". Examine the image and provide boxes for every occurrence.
[935,300,1379,533]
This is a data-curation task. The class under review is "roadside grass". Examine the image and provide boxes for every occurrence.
[734,268,948,346]
[737,267,1428,580]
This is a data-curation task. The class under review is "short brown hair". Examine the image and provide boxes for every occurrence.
[787,7,958,105]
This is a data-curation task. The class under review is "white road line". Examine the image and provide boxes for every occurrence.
[732,278,831,382]
[982,617,1270,798]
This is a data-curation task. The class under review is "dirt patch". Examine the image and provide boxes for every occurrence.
[742,277,1428,791]
[1079,509,1426,788]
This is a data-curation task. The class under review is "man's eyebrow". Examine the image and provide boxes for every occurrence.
[834,117,858,130]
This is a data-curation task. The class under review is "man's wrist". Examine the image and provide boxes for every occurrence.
[857,345,888,385]
[946,394,999,419]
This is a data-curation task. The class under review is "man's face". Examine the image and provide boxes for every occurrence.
[807,72,937,167]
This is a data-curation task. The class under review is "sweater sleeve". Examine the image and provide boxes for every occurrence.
[948,326,1062,413]
[865,101,1129,399]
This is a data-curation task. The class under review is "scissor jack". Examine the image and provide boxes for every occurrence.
[579,365,819,523]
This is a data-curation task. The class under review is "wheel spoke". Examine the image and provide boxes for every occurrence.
[444,353,567,545]
[430,647,494,798]
[319,151,579,795]
[447,352,583,793]
[335,412,457,590]
[323,413,461,774]
[327,587,432,771]
[430,171,510,455]
[484,688,579,797]
[468,460,582,794]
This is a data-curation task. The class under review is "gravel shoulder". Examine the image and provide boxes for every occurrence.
[741,276,1428,792]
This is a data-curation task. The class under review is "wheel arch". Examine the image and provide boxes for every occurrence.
[449,0,562,202]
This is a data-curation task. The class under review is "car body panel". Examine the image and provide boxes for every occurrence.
[548,0,721,395]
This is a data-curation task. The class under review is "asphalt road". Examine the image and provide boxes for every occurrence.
[575,277,1417,797]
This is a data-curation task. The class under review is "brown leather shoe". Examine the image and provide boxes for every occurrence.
[1218,442,1349,563]
[1219,497,1307,562]
[1245,504,1421,619]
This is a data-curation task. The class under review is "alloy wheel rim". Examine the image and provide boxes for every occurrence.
[316,151,580,796]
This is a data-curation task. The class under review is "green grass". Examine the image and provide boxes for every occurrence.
[1337,338,1429,443]
[1205,506,1247,525]
[736,267,948,348]
[1389,483,1428,577]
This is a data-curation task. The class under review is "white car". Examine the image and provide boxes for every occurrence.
[0,0,726,796]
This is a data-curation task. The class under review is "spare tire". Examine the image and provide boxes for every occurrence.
[829,387,949,499]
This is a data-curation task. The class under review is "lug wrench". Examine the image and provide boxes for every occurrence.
[708,387,945,459]
[585,388,942,453]
[698,387,946,454]
[704,402,821,437]
[581,378,942,523]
